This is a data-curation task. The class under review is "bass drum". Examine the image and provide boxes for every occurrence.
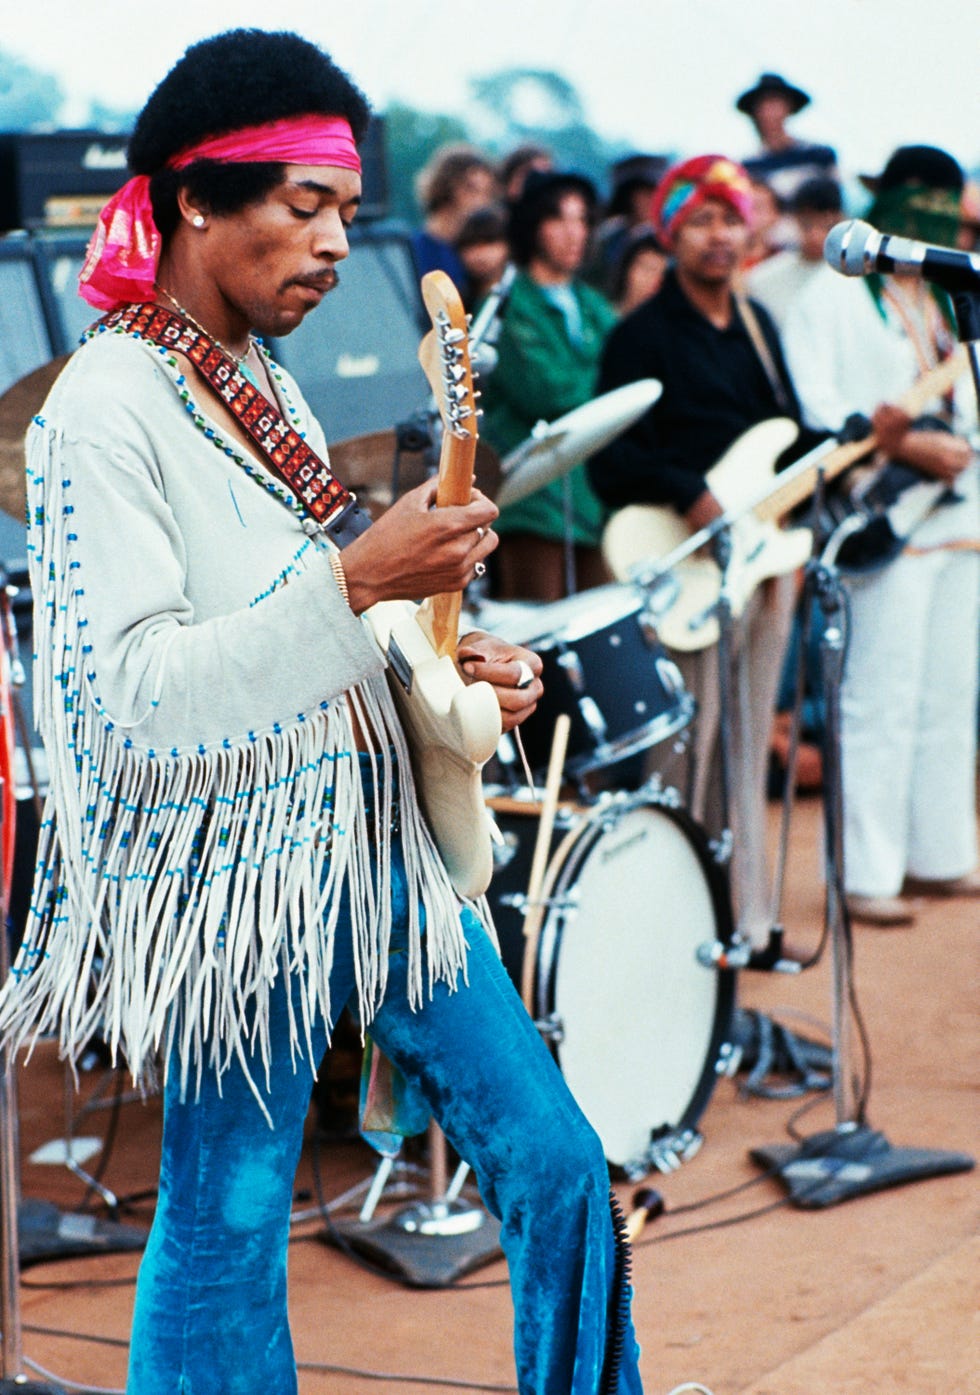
[486,789,736,1173]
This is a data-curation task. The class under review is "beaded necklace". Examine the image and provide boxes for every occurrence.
[156,284,263,389]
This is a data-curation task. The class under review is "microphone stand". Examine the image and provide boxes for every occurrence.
[750,489,976,1205]
[0,808,66,1395]
[691,521,750,974]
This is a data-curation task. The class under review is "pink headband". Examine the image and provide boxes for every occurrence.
[78,114,361,311]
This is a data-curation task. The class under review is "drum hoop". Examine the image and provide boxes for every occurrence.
[527,585,647,649]
[562,696,696,776]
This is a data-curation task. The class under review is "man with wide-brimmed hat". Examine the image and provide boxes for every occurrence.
[782,144,980,927]
[736,71,839,212]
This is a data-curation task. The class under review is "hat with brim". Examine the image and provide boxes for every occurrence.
[736,73,810,116]
[858,143,964,195]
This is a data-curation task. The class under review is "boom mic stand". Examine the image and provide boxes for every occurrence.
[750,483,975,1204]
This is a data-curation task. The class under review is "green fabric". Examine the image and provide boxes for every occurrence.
[865,184,961,333]
[479,272,617,546]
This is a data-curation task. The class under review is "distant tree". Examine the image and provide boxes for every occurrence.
[0,49,63,129]
[378,70,633,231]
[382,101,471,223]
[467,67,625,192]
[86,100,136,134]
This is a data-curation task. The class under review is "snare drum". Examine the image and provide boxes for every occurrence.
[486,788,735,1173]
[490,584,693,777]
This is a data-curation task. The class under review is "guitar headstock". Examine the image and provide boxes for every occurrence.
[418,270,479,442]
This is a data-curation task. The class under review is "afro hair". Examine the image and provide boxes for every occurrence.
[128,28,371,173]
[128,30,372,240]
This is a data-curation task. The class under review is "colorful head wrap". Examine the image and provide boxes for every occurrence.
[650,154,755,249]
[79,114,362,312]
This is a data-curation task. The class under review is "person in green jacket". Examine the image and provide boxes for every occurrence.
[479,170,618,600]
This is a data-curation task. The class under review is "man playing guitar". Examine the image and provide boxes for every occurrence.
[590,155,822,956]
[0,30,645,1395]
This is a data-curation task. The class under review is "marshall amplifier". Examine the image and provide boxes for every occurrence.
[0,131,130,231]
[0,118,387,232]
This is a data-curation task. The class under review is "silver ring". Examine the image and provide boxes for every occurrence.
[515,660,535,690]
[476,526,486,540]
[474,560,487,579]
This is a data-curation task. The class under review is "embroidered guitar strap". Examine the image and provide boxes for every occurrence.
[102,302,369,542]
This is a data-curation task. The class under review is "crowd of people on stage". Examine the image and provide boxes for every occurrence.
[403,72,980,937]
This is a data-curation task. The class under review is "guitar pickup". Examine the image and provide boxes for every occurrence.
[387,633,414,695]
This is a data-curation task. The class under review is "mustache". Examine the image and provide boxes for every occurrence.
[287,269,340,294]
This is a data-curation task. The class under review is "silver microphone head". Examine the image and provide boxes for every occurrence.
[823,218,878,276]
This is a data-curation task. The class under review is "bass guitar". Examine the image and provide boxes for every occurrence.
[366,271,502,899]
[602,350,969,650]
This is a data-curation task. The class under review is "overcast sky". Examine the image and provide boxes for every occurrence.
[5,0,978,182]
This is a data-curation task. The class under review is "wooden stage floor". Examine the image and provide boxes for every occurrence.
[7,792,978,1395]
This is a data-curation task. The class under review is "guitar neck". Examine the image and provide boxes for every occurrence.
[416,270,481,660]
[755,346,968,523]
[419,428,478,657]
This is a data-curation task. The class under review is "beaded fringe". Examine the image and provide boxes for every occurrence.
[0,425,475,1108]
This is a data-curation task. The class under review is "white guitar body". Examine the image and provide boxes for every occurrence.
[367,600,502,899]
[603,418,812,651]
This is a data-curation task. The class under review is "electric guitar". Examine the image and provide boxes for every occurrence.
[603,417,811,650]
[602,350,969,650]
[366,271,502,899]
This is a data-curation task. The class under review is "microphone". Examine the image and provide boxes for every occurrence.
[824,219,980,294]
[468,262,516,375]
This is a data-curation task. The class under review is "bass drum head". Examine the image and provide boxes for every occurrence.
[538,798,734,1170]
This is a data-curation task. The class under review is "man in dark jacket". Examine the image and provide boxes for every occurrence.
[590,154,812,954]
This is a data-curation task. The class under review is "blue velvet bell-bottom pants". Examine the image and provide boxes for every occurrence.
[127,823,643,1394]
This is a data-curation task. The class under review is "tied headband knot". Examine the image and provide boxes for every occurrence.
[79,114,362,312]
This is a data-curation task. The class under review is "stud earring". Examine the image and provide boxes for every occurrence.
[192,214,206,228]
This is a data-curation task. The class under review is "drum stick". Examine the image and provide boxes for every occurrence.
[520,714,570,1013]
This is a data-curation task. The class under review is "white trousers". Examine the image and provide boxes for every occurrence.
[675,574,797,948]
[842,546,980,897]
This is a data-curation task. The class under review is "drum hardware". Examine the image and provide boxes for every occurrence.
[646,1127,704,1176]
[495,379,663,510]
[715,1040,742,1079]
[323,1120,503,1286]
[488,584,696,783]
[485,786,737,1174]
[533,1012,564,1045]
[707,828,734,867]
[696,936,751,972]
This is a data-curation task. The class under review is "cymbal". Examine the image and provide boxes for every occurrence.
[327,429,501,520]
[0,356,70,520]
[496,378,662,510]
